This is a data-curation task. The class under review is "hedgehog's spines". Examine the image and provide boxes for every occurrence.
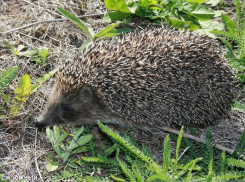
[54,27,236,128]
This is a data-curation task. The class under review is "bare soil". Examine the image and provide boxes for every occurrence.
[0,0,244,181]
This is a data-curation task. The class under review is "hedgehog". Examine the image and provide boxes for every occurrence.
[35,27,236,131]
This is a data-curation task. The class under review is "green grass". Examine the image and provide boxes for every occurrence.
[47,123,245,181]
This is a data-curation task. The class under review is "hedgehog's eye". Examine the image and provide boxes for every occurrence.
[63,106,70,112]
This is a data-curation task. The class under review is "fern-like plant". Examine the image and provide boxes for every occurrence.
[57,7,133,51]
[48,122,245,181]
[211,0,245,83]
[211,0,245,112]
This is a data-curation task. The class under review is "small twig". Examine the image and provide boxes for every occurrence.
[3,13,104,34]
[160,126,235,154]
[178,146,189,161]
[4,121,21,133]
[35,129,44,182]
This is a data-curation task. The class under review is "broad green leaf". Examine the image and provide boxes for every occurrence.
[196,29,216,38]
[81,40,93,51]
[18,50,34,57]
[71,146,89,154]
[46,127,52,140]
[103,11,131,23]
[57,7,92,38]
[124,14,134,24]
[67,158,79,168]
[0,67,18,91]
[58,132,69,143]
[35,68,58,83]
[31,85,41,93]
[167,17,199,31]
[127,1,138,13]
[68,126,85,150]
[205,0,222,7]
[14,74,31,102]
[221,13,238,35]
[180,13,198,23]
[182,3,215,20]
[214,10,226,17]
[46,161,59,172]
[9,101,22,117]
[104,0,132,13]
[68,162,79,168]
[69,134,93,150]
[93,22,121,41]
[99,28,133,39]
[73,126,84,141]
[63,152,72,163]
[139,0,161,7]
[76,134,93,146]
[196,20,224,38]
[198,20,224,29]
[46,127,63,157]
[54,125,60,141]
[19,48,49,65]
[38,49,49,64]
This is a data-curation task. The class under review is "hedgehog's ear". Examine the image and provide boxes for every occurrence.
[80,87,93,102]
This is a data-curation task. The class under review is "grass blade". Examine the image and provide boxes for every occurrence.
[57,7,93,38]
[93,22,121,41]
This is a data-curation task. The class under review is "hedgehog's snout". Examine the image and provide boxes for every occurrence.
[35,119,47,130]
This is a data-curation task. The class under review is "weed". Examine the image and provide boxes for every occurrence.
[47,122,245,181]
[45,125,93,171]
[211,0,245,111]
[57,7,133,51]
[0,68,58,118]
[3,41,49,65]
[104,0,225,33]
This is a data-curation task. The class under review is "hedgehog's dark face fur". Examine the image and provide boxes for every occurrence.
[36,84,96,129]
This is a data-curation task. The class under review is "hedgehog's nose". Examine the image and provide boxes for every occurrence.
[34,119,46,130]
